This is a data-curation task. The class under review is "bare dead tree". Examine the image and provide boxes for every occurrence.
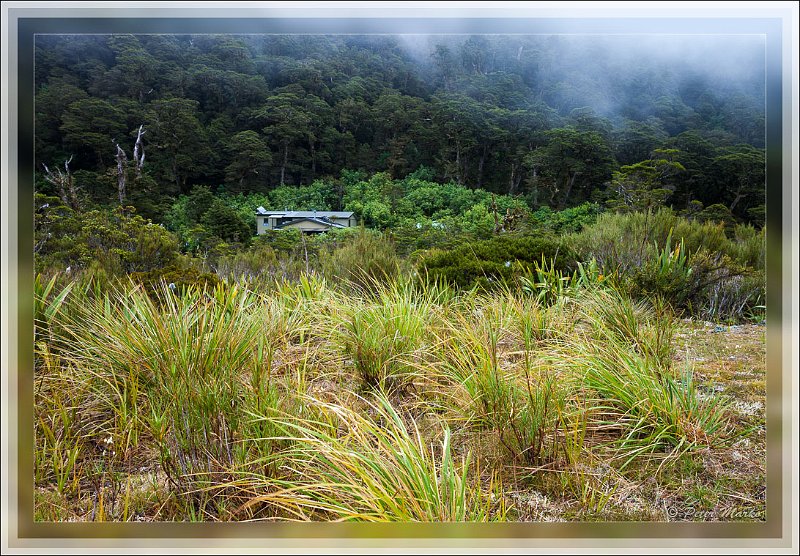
[42,162,68,206]
[115,142,128,204]
[508,162,523,195]
[42,155,79,210]
[115,125,146,205]
[491,193,501,234]
[132,124,145,178]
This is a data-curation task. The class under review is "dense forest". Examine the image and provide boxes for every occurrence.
[33,34,767,524]
[35,34,765,222]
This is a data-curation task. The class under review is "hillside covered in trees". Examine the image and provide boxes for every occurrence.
[35,34,765,226]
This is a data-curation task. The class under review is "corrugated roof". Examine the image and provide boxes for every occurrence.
[256,207,353,218]
[275,217,347,229]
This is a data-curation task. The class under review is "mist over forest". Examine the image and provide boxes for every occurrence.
[35,33,765,226]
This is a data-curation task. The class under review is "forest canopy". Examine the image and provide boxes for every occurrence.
[35,33,766,227]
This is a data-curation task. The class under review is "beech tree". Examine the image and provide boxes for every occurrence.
[608,151,686,212]
[257,88,311,186]
[224,130,272,192]
[712,145,765,219]
[60,98,126,169]
[525,127,615,209]
[146,97,212,194]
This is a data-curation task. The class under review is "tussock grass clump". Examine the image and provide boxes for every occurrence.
[336,280,436,390]
[243,394,505,522]
[422,293,568,467]
[568,290,734,469]
[34,273,76,346]
[53,281,291,518]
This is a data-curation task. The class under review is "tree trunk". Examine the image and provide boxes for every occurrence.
[476,144,487,189]
[65,157,79,209]
[508,163,523,195]
[116,144,128,204]
[455,141,462,185]
[559,172,578,209]
[280,143,288,186]
[132,124,145,177]
[491,194,501,234]
[508,163,518,195]
[172,157,183,194]
[729,184,745,212]
[513,172,523,195]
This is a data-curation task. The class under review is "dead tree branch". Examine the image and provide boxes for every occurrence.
[115,142,128,205]
[133,124,146,177]
[42,155,79,210]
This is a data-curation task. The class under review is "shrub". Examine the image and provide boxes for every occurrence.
[728,224,765,270]
[417,234,574,291]
[568,208,729,273]
[527,202,602,234]
[626,230,696,311]
[201,199,253,245]
[130,263,221,298]
[215,241,279,284]
[35,202,181,276]
[568,209,765,320]
[695,265,765,322]
[318,228,401,293]
[519,257,614,306]
[256,228,304,253]
[389,219,460,256]
[696,203,737,233]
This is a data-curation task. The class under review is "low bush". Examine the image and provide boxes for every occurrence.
[417,234,575,291]
[568,209,765,320]
[318,228,401,294]
[130,263,221,298]
[526,202,602,235]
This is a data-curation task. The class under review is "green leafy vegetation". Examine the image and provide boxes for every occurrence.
[35,34,764,227]
[417,235,574,291]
